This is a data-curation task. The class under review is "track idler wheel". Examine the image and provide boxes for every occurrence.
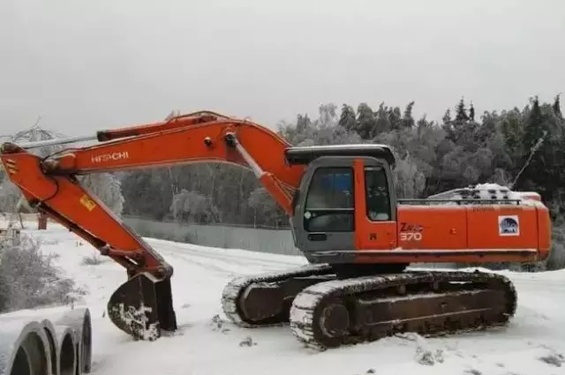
[107,272,177,341]
[318,300,350,339]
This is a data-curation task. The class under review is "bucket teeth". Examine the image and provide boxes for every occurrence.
[107,272,177,340]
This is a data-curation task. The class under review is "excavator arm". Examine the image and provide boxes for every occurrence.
[0,111,306,340]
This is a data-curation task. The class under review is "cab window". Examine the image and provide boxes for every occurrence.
[365,166,391,221]
[303,167,354,232]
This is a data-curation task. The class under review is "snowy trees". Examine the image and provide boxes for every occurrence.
[170,189,220,223]
[0,126,63,213]
[248,187,283,227]
[278,103,362,147]
[0,178,25,214]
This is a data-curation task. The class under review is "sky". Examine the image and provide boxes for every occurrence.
[1,0,564,138]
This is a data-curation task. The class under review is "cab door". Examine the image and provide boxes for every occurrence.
[353,158,398,250]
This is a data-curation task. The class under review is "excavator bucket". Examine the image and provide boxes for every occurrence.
[106,272,177,341]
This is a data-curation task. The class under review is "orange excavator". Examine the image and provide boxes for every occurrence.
[0,111,552,349]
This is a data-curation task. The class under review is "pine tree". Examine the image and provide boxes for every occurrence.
[338,104,357,131]
[401,101,415,128]
[455,98,469,123]
[296,114,311,133]
[356,103,377,139]
[523,96,545,149]
[553,94,562,118]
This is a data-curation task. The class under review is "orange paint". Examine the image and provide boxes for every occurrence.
[394,203,551,261]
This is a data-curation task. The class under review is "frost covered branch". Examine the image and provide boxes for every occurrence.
[0,233,84,312]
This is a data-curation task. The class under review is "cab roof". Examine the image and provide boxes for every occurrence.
[284,144,396,167]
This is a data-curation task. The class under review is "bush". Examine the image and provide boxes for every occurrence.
[546,225,565,270]
[0,269,8,311]
[81,253,103,266]
[0,234,83,313]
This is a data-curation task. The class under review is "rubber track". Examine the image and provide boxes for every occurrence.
[221,263,334,328]
[289,270,517,350]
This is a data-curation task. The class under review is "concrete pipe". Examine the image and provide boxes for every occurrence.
[52,309,92,374]
[0,319,51,375]
[39,319,58,375]
[1,307,92,375]
[53,326,76,375]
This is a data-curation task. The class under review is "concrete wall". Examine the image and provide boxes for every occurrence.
[122,216,302,256]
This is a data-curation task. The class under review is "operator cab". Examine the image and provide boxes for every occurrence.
[286,144,398,263]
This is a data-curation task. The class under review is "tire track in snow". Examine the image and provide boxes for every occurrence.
[161,247,273,277]
[148,239,565,296]
[148,239,307,277]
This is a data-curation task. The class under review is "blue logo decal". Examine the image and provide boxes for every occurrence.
[498,215,519,236]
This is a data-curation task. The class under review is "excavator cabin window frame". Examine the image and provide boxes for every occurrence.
[290,154,399,260]
[303,166,355,233]
[364,165,393,222]
[300,163,393,231]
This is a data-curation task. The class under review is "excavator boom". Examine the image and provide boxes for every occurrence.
[0,111,306,339]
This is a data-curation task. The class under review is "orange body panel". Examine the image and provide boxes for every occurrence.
[392,204,551,261]
[351,159,551,265]
[396,206,467,250]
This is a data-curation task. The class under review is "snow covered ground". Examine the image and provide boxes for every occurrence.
[3,222,565,375]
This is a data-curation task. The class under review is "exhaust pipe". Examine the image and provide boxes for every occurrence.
[106,273,177,341]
